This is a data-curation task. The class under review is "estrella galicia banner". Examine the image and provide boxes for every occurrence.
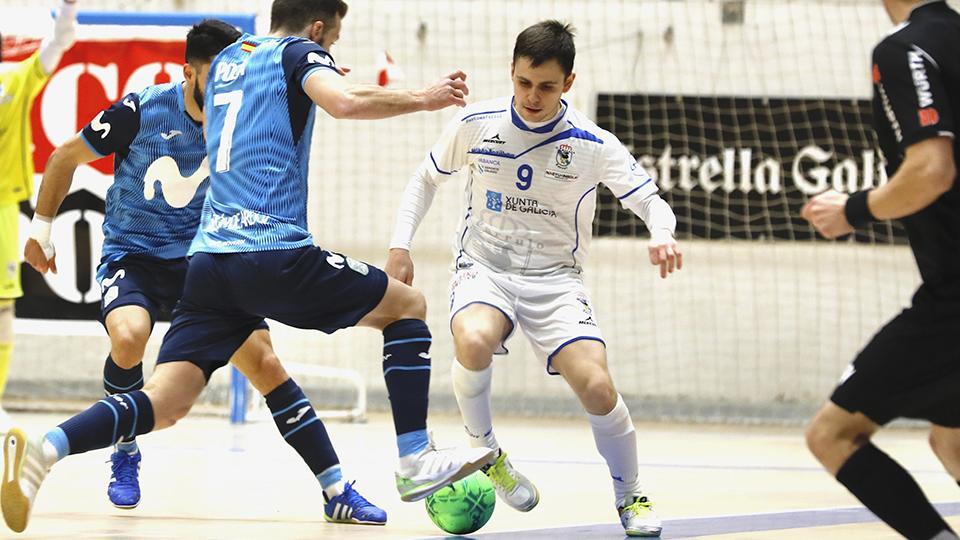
[594,93,907,243]
[4,35,185,319]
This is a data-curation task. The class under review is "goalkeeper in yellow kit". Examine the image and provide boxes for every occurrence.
[0,0,78,424]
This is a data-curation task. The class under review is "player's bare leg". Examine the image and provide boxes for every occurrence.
[229,329,386,525]
[358,278,493,501]
[805,402,878,475]
[807,402,957,537]
[102,305,152,508]
[450,304,539,511]
[2,361,204,532]
[552,340,661,537]
[929,425,960,481]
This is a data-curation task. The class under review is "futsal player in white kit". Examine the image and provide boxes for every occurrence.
[385,20,680,537]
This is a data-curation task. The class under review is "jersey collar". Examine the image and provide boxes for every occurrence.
[909,0,947,18]
[511,98,568,134]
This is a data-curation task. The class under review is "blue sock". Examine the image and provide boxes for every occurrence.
[53,391,155,457]
[265,378,340,480]
[383,319,431,456]
[103,355,144,449]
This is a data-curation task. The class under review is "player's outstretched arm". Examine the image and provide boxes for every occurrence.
[38,0,78,75]
[801,137,955,239]
[304,69,469,120]
[24,134,99,274]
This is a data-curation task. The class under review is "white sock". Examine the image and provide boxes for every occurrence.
[451,359,499,451]
[41,440,60,468]
[587,394,642,505]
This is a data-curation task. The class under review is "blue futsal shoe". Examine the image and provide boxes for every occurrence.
[323,481,387,525]
[107,450,141,509]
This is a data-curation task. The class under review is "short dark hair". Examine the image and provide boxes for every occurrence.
[513,20,576,76]
[270,0,348,33]
[185,19,241,64]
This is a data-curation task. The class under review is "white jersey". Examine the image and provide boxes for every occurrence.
[421,97,657,276]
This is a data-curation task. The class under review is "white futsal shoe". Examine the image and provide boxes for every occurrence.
[2,428,52,533]
[395,433,494,502]
[618,494,663,537]
[482,449,539,511]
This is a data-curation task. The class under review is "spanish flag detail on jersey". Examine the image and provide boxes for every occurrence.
[240,41,257,53]
[0,52,50,205]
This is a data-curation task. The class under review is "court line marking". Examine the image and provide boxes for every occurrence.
[443,502,960,539]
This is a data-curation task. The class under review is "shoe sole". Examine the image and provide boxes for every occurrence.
[399,449,495,502]
[2,428,30,533]
[111,502,140,510]
[625,526,663,537]
[322,514,387,526]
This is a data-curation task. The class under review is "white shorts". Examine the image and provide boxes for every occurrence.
[448,258,605,374]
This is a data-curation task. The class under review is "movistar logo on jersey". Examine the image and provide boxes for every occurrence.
[143,156,209,208]
[205,209,270,233]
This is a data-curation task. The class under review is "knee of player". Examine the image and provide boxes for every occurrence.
[804,418,849,458]
[110,325,149,364]
[580,375,617,412]
[453,331,498,362]
[399,287,427,320]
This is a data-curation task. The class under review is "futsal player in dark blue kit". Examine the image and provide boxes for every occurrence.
[3,0,492,533]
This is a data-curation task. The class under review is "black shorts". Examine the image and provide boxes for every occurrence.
[156,246,388,380]
[97,255,188,326]
[831,287,960,427]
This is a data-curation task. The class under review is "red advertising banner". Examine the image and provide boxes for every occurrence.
[8,37,185,318]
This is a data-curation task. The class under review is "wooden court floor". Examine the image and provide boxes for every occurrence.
[1,411,957,539]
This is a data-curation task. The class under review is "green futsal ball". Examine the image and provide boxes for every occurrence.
[425,471,496,534]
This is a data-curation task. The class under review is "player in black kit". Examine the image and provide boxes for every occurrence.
[801,1,960,538]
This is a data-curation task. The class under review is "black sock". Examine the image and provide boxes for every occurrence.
[265,378,340,485]
[836,443,953,539]
[382,319,431,438]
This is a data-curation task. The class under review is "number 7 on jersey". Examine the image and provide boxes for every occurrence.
[213,90,244,173]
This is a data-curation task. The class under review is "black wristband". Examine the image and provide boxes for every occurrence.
[844,190,875,228]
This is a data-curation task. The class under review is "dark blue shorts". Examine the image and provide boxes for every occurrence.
[157,246,389,380]
[97,255,189,326]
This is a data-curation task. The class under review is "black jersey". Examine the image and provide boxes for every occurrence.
[872,0,960,295]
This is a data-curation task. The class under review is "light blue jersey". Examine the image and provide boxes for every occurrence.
[80,82,209,279]
[192,34,338,254]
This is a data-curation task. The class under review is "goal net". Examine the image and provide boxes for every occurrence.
[2,0,935,424]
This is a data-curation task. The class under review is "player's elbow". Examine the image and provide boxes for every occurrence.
[925,160,956,197]
[325,94,359,119]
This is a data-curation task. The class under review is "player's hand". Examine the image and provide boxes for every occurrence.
[24,238,57,275]
[385,248,415,285]
[25,213,57,274]
[419,70,469,111]
[648,230,681,279]
[335,65,351,76]
[800,190,854,239]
